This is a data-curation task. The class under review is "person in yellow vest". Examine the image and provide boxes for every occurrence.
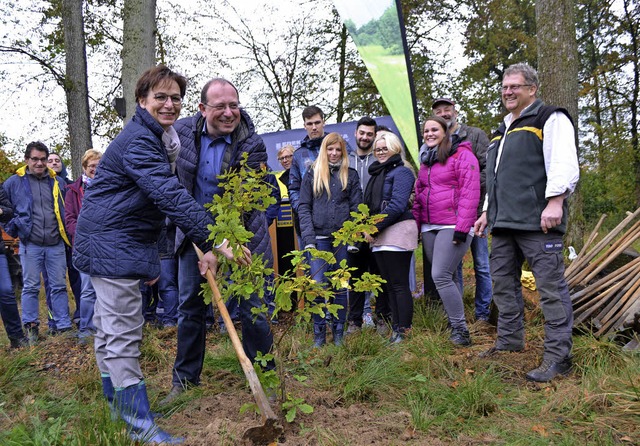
[2,141,73,344]
[274,145,296,275]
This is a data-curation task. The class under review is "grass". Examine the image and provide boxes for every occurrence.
[0,264,638,445]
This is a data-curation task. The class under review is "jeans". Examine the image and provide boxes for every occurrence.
[79,272,97,332]
[43,245,81,329]
[19,241,71,329]
[172,244,273,387]
[456,235,493,320]
[139,282,158,323]
[158,258,178,326]
[309,239,348,328]
[0,252,24,340]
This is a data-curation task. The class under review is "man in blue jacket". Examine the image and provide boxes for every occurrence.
[162,78,274,404]
[3,141,72,344]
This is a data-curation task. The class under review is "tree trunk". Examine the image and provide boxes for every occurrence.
[621,0,640,206]
[536,0,584,249]
[62,0,92,179]
[336,24,347,123]
[122,0,156,122]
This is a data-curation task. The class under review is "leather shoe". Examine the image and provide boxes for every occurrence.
[478,345,523,358]
[159,385,185,406]
[525,358,572,382]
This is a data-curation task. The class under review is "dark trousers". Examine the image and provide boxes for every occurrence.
[347,243,382,326]
[171,244,274,387]
[374,250,413,332]
[490,230,573,361]
[0,252,23,340]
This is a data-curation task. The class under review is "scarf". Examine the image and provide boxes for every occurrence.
[81,174,93,188]
[364,154,403,214]
[162,126,181,173]
[328,160,342,171]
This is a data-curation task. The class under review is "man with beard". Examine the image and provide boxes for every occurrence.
[430,98,493,326]
[345,117,380,334]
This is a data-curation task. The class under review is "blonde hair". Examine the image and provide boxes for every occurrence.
[312,132,349,198]
[277,145,294,158]
[373,131,415,174]
[81,149,102,168]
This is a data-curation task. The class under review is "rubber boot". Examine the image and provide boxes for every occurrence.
[333,323,344,346]
[313,323,326,348]
[101,374,118,420]
[114,381,184,444]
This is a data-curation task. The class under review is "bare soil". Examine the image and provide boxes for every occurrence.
[25,283,558,446]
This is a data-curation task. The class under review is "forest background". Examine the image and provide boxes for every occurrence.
[0,0,638,234]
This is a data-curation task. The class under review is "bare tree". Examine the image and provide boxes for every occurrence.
[62,0,93,177]
[196,1,338,130]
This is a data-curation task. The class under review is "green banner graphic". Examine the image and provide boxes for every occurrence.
[333,0,419,162]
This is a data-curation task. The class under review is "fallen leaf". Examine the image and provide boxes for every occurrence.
[400,426,415,441]
[531,425,549,437]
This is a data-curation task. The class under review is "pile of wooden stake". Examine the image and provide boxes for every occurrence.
[566,207,640,338]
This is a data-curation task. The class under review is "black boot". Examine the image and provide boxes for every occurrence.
[449,327,471,347]
[313,323,326,348]
[9,336,29,349]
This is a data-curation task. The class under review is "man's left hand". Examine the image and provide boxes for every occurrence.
[198,250,219,276]
[540,196,564,233]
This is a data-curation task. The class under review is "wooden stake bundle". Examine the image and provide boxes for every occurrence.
[569,207,640,338]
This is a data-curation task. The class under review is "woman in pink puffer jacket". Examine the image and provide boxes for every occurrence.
[412,115,480,346]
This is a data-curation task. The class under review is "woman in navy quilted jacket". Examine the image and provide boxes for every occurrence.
[73,65,242,445]
[412,116,480,347]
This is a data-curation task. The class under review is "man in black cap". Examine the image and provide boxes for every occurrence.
[430,97,493,326]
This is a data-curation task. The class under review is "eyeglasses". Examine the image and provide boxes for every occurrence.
[29,157,48,163]
[500,84,532,93]
[278,155,293,162]
[203,102,241,111]
[374,147,389,154]
[153,94,182,105]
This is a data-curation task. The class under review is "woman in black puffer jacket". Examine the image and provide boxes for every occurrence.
[363,131,417,344]
[298,132,362,347]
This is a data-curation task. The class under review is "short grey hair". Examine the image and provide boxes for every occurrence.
[504,63,539,89]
